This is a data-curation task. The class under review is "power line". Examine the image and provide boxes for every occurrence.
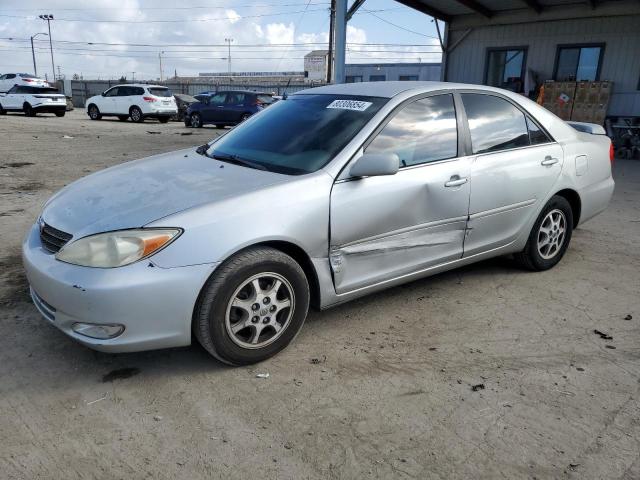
[361,9,440,40]
[0,2,330,12]
[2,37,437,48]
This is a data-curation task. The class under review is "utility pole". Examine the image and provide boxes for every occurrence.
[159,51,164,81]
[30,32,48,77]
[333,0,346,84]
[327,0,336,83]
[225,38,234,73]
[57,65,62,80]
[38,15,55,81]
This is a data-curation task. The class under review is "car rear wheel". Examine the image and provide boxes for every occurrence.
[515,195,573,271]
[23,103,35,117]
[190,113,202,128]
[193,247,310,365]
[117,115,128,121]
[55,111,65,117]
[130,106,144,123]
[88,104,101,120]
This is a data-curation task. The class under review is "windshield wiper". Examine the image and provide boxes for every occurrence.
[210,152,268,171]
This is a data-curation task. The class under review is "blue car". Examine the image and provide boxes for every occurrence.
[184,90,275,128]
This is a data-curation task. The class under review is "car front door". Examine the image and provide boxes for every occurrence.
[5,86,26,109]
[202,93,227,123]
[460,92,564,256]
[115,86,133,114]
[224,92,246,123]
[101,86,120,113]
[329,94,472,294]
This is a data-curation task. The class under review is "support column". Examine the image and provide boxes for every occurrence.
[334,0,347,84]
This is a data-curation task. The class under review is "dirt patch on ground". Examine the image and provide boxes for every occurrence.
[0,252,30,307]
[0,162,34,168]
[11,182,44,192]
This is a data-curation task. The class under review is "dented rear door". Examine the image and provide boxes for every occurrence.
[329,93,471,294]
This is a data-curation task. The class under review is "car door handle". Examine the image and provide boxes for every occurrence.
[541,156,559,166]
[444,176,468,187]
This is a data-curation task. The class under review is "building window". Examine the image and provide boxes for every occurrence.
[345,75,363,83]
[485,47,527,93]
[554,44,604,81]
[369,74,386,82]
[399,75,418,81]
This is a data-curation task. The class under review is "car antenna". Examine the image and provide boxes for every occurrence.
[282,77,292,100]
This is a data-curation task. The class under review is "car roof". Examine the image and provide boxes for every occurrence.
[111,84,168,89]
[293,81,511,98]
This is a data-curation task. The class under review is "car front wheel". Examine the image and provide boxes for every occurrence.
[194,247,310,365]
[515,195,573,271]
[88,105,101,120]
[190,112,202,128]
[130,106,144,123]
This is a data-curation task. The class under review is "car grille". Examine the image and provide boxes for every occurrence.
[40,222,72,253]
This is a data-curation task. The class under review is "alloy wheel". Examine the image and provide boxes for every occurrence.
[537,208,566,260]
[225,272,294,349]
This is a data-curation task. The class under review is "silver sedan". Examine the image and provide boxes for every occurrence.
[23,82,615,365]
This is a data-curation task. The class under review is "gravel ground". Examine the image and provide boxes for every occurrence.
[1,109,639,480]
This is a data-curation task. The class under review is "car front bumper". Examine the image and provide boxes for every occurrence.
[22,224,217,353]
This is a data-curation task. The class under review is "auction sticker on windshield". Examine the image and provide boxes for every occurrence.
[326,99,372,111]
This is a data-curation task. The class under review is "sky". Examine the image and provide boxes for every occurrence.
[0,0,442,80]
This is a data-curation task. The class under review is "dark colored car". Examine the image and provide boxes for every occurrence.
[173,93,198,121]
[184,90,275,128]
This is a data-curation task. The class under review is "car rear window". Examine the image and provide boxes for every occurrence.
[208,94,388,175]
[19,74,38,79]
[148,87,172,97]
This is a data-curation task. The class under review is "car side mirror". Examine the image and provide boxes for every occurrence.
[101,92,106,96]
[350,153,399,178]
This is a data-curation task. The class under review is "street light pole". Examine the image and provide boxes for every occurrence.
[159,51,165,81]
[225,38,234,74]
[38,15,55,81]
[30,32,48,77]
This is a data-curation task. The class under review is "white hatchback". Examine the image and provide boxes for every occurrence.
[85,84,177,123]
[0,73,49,92]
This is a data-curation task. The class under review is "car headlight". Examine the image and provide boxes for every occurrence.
[55,228,181,268]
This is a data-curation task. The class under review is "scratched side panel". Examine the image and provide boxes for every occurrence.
[330,221,467,293]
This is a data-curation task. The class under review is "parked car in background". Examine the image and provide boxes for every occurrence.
[184,90,275,128]
[0,85,66,116]
[24,82,614,365]
[85,84,177,123]
[172,93,198,121]
[0,73,49,92]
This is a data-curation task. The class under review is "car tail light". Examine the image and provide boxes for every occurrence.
[609,141,614,165]
[143,96,157,102]
[24,78,35,83]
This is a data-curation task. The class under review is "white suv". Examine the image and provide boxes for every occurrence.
[0,73,49,92]
[0,85,66,117]
[85,84,177,123]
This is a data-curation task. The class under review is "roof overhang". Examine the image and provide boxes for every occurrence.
[394,0,640,26]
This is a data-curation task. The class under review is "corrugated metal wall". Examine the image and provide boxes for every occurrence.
[445,15,640,117]
[344,64,441,82]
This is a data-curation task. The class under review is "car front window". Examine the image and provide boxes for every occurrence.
[207,94,387,175]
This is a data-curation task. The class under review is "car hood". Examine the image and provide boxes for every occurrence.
[41,147,291,237]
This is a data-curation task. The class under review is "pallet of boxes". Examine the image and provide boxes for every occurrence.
[541,80,612,125]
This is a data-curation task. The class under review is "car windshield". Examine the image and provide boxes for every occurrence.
[148,87,172,97]
[257,94,275,104]
[207,94,387,175]
[175,94,196,102]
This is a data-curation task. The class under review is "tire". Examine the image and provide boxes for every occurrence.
[23,103,35,117]
[130,106,144,123]
[158,117,169,123]
[88,104,101,120]
[240,113,251,122]
[215,124,225,129]
[55,111,65,117]
[515,195,573,271]
[118,115,128,122]
[0,103,6,115]
[190,112,202,128]
[194,247,310,366]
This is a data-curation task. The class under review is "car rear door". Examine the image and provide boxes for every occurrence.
[460,92,564,256]
[329,93,472,294]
